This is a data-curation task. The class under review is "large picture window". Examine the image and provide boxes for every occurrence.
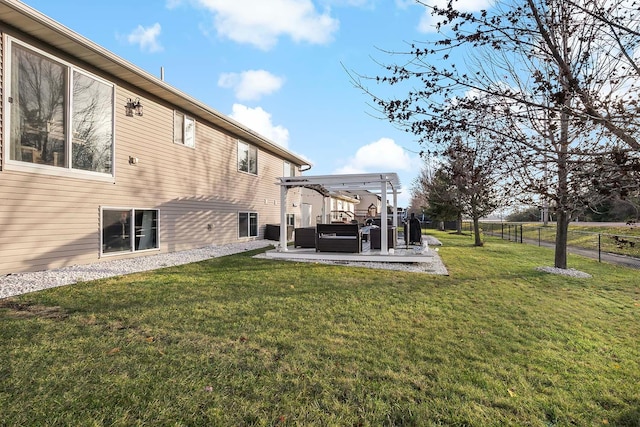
[102,208,159,254]
[7,39,114,175]
[237,141,258,174]
[174,111,195,148]
[238,212,258,238]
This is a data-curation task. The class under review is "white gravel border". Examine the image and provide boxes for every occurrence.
[535,266,592,278]
[1,237,449,300]
[253,250,449,275]
[0,240,271,300]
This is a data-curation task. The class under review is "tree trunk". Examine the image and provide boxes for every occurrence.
[456,212,463,234]
[554,9,571,270]
[555,210,569,269]
[472,216,483,246]
[555,137,570,269]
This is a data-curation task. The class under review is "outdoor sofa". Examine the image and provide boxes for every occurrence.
[315,223,361,253]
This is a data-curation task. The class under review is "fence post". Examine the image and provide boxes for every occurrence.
[598,234,601,263]
[501,223,504,239]
[538,228,541,246]
[520,225,523,243]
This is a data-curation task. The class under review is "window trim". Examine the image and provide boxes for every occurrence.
[3,35,116,182]
[237,140,258,175]
[173,110,196,148]
[238,211,259,238]
[283,161,296,177]
[100,206,160,257]
[286,213,295,227]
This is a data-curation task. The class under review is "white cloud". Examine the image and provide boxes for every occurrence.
[194,0,339,50]
[334,137,420,174]
[165,0,183,9]
[229,104,290,148]
[127,23,163,52]
[418,0,493,33]
[218,70,285,101]
[395,0,414,8]
[323,0,373,6]
[331,138,420,207]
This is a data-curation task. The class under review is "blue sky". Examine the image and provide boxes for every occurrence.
[22,0,489,207]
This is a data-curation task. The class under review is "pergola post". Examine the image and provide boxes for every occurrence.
[279,185,288,252]
[380,180,388,255]
[392,191,397,227]
[320,195,326,224]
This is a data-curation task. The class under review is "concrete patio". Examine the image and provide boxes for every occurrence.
[261,234,448,274]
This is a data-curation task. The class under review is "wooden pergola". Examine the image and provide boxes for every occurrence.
[276,173,402,254]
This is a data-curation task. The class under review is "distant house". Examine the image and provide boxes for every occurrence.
[347,190,383,223]
[0,1,310,274]
[300,188,360,226]
[299,187,402,226]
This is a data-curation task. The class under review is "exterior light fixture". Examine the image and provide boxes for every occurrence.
[125,97,143,117]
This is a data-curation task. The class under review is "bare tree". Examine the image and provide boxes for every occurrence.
[410,0,640,150]
[352,0,640,268]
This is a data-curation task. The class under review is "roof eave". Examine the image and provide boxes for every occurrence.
[0,0,311,168]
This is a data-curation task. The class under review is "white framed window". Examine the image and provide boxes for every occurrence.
[286,213,295,227]
[5,37,115,178]
[238,211,258,238]
[101,207,159,255]
[174,111,195,148]
[283,161,295,177]
[238,140,258,175]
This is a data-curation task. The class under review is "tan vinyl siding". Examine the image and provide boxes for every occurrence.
[0,33,3,171]
[0,35,302,274]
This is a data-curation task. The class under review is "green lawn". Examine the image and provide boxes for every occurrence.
[1,232,639,426]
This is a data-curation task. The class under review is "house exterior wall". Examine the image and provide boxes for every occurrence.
[0,31,3,173]
[300,189,325,226]
[0,24,302,274]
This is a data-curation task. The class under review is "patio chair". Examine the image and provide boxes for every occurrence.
[294,227,316,248]
[370,226,397,250]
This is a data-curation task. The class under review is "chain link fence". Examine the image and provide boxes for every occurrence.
[470,222,640,268]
